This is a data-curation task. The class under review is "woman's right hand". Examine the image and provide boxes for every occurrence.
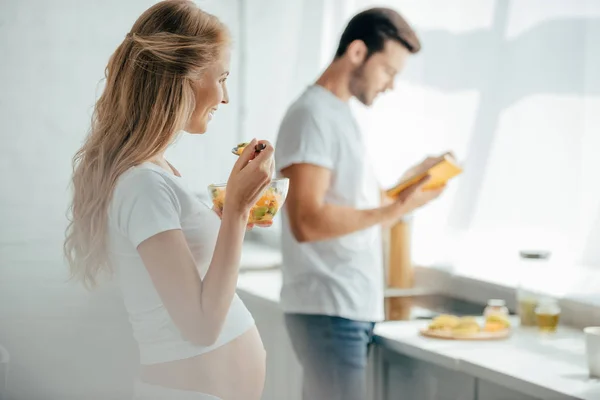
[224,138,274,217]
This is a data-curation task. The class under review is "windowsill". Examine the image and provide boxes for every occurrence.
[244,234,600,328]
[414,264,600,329]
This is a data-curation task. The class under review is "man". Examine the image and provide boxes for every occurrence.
[274,7,446,400]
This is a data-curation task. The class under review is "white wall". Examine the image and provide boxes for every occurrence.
[0,1,240,399]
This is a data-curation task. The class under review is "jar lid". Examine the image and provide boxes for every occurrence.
[535,297,560,314]
[519,250,551,260]
[487,299,506,307]
[538,296,558,306]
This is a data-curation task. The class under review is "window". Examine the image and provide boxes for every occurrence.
[241,0,600,287]
[348,0,600,275]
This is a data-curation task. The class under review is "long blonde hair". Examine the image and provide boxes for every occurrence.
[64,0,229,289]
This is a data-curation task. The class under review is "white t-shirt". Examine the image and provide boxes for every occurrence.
[107,162,255,365]
[274,85,385,322]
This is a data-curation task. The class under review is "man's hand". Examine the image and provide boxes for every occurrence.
[382,155,443,208]
[382,174,446,227]
[397,177,445,210]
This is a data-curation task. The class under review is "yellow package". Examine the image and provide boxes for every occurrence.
[386,153,463,197]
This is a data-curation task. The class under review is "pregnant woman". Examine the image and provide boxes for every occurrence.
[64,1,272,398]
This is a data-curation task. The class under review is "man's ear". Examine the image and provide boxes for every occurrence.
[345,40,368,66]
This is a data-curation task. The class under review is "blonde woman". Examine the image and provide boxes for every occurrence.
[64,1,271,399]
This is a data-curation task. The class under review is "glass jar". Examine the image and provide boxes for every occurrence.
[535,297,561,333]
[516,250,550,327]
[484,299,510,320]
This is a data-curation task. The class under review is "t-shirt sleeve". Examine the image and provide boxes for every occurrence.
[275,107,336,173]
[112,171,182,248]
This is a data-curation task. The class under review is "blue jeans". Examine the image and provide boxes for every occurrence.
[284,314,376,400]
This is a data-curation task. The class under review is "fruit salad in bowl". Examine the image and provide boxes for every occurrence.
[208,178,289,226]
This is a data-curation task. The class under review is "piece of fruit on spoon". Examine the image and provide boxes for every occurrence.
[231,142,267,156]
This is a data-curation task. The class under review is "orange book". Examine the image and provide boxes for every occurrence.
[386,153,463,197]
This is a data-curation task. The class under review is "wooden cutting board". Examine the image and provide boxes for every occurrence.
[419,328,511,341]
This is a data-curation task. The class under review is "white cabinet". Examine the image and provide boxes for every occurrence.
[375,347,476,400]
[477,380,544,400]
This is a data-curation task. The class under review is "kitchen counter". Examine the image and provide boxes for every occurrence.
[237,268,600,400]
[376,321,599,400]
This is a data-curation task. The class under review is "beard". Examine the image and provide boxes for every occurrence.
[349,63,371,106]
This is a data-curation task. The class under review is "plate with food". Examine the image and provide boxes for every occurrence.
[420,314,511,340]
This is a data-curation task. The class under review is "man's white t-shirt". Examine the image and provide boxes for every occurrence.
[274,85,385,322]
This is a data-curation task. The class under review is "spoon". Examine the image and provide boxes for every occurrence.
[231,142,267,156]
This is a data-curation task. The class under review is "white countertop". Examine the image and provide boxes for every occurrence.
[376,321,599,400]
[236,269,600,400]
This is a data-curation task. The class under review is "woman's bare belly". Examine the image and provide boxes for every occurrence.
[140,326,266,400]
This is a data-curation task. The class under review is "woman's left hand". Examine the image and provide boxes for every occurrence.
[212,206,272,229]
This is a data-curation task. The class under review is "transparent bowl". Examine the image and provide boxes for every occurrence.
[208,178,289,225]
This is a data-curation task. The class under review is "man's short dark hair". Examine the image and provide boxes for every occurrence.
[335,7,421,59]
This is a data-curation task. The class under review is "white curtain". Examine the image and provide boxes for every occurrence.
[242,0,600,279]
